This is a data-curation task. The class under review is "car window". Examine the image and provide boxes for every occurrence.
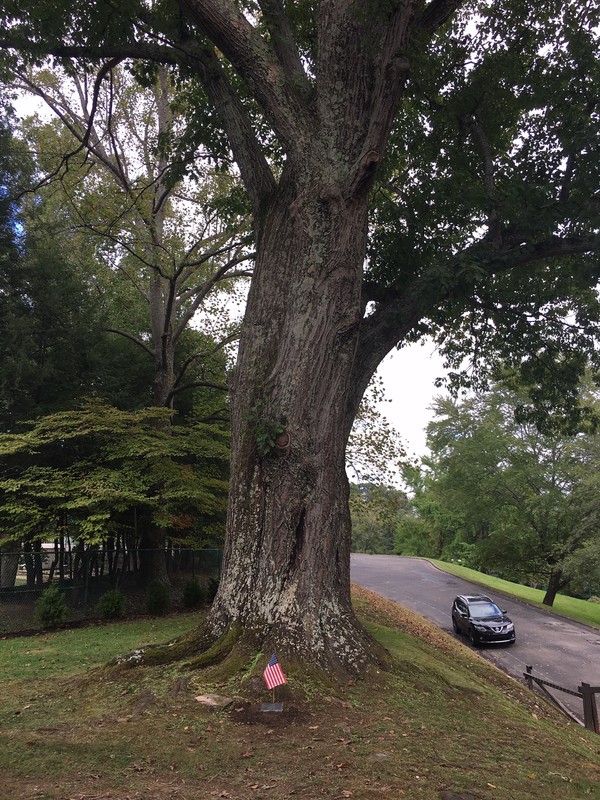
[469,602,502,618]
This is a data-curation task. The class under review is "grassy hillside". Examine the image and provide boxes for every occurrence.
[429,559,600,630]
[0,589,598,800]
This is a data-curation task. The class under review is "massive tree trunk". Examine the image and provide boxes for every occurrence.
[166,0,426,674]
[123,0,456,674]
[202,162,386,671]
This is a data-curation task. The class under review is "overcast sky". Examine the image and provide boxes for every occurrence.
[376,341,446,460]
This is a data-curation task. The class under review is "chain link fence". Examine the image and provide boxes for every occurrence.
[0,547,222,635]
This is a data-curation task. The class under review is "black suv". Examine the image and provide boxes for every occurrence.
[451,594,516,646]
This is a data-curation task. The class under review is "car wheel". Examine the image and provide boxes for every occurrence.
[468,629,479,647]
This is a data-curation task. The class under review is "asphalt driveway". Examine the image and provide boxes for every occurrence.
[351,553,600,722]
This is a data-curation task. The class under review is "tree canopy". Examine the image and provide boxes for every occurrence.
[400,381,600,605]
[0,400,230,548]
[13,63,251,412]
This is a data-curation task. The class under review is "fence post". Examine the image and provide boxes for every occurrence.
[580,683,599,733]
[525,665,533,690]
[83,550,90,620]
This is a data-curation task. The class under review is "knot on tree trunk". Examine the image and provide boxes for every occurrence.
[349,150,381,196]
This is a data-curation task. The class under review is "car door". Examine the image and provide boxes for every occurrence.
[455,599,469,632]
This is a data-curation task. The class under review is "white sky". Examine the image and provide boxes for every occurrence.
[376,341,446,460]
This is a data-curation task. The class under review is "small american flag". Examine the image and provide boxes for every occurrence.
[263,653,286,690]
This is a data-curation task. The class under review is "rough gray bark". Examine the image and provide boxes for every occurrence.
[208,174,374,669]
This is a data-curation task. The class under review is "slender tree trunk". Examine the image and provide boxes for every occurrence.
[0,540,20,589]
[204,171,386,672]
[542,568,565,607]
[145,303,174,586]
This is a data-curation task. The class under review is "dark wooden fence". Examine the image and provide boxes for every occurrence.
[0,547,222,635]
[524,665,600,734]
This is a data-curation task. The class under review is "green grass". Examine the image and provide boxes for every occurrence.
[0,611,203,681]
[0,592,599,800]
[429,559,600,629]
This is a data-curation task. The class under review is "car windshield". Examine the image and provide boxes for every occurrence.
[469,602,503,619]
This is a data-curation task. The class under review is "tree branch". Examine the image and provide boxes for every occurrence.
[187,43,277,211]
[167,380,228,404]
[105,328,154,357]
[489,233,600,270]
[171,331,240,395]
[173,254,251,341]
[181,0,313,149]
[418,0,465,35]
[351,225,600,426]
[257,0,312,98]
[465,113,501,244]
[4,32,277,210]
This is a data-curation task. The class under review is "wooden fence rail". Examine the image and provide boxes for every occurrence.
[524,665,600,734]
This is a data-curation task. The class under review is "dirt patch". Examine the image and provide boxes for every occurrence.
[229,700,304,726]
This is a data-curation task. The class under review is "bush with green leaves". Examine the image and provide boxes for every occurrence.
[35,585,68,628]
[182,578,205,608]
[146,581,171,615]
[96,589,125,619]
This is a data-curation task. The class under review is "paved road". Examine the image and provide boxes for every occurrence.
[351,554,600,721]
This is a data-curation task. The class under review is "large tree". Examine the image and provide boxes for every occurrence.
[421,384,600,606]
[0,1,599,672]
[15,65,250,411]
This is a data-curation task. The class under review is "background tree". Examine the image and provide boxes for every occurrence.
[0,1,598,672]
[395,461,465,558]
[350,483,409,555]
[415,382,600,605]
[11,65,251,582]
[0,400,230,585]
[0,123,150,429]
[0,104,235,584]
[15,63,251,411]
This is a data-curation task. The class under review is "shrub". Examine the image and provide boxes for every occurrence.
[588,596,600,604]
[35,585,68,628]
[182,578,206,608]
[146,580,171,615]
[206,576,220,602]
[96,589,126,619]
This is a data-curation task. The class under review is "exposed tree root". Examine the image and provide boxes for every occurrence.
[110,609,392,688]
[110,619,224,669]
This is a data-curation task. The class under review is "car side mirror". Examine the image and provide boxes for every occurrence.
[501,609,507,614]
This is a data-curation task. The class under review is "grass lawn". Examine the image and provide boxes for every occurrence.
[0,612,202,681]
[1,589,599,800]
[429,559,600,630]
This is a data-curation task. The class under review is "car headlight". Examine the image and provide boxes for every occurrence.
[506,623,514,631]
[474,624,487,632]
